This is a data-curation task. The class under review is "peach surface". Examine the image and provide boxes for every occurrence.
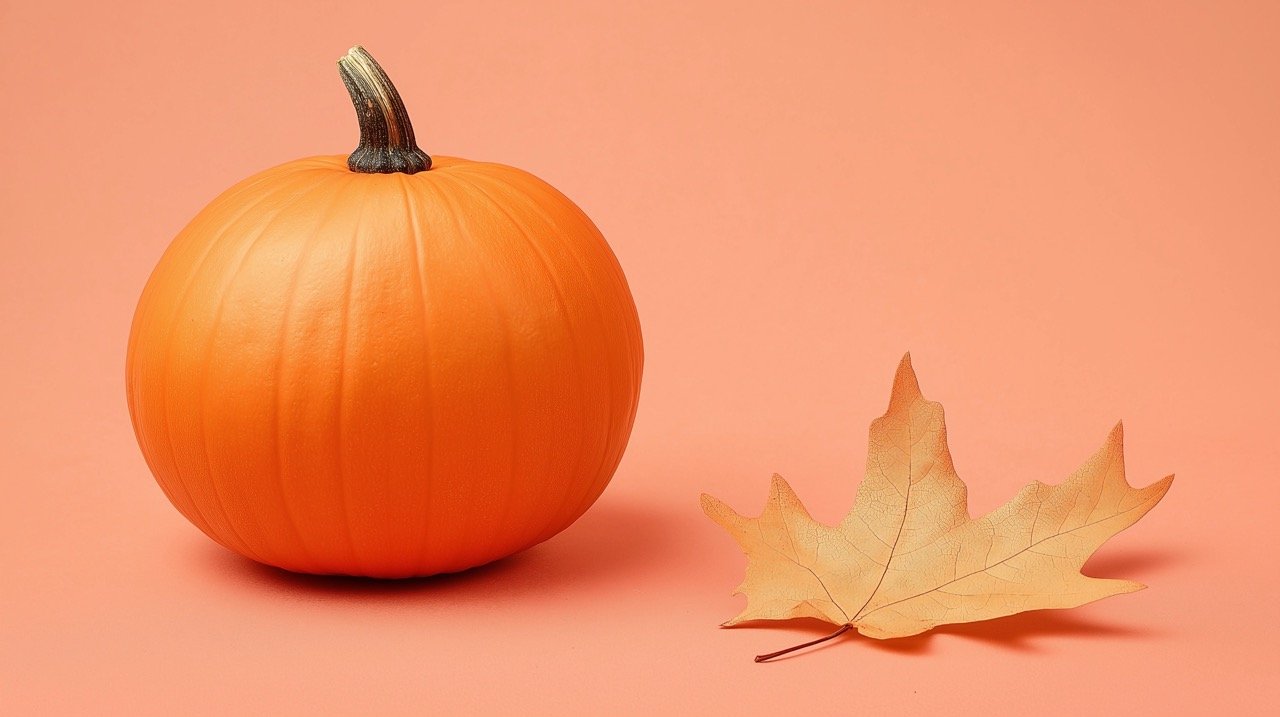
[2,2,1277,714]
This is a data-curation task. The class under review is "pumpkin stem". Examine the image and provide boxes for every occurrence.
[337,46,432,174]
[752,624,853,663]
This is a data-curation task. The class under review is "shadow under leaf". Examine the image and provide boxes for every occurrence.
[1082,545,1190,578]
[734,609,1162,661]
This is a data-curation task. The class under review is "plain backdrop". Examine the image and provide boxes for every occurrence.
[3,1,1278,714]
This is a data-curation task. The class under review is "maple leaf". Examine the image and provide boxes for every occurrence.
[701,354,1173,661]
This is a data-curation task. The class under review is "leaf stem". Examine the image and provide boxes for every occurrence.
[754,624,853,663]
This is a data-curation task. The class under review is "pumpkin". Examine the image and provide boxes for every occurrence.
[125,47,643,578]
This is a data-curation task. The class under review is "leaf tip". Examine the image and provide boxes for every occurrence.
[699,492,724,516]
[1119,580,1147,594]
[1147,473,1175,500]
[1095,420,1126,464]
[767,474,811,516]
[702,492,747,530]
[889,352,924,407]
[1110,420,1125,443]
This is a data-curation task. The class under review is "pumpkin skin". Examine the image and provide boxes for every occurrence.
[126,154,643,577]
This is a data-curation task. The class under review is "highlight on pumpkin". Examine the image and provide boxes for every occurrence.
[125,46,644,578]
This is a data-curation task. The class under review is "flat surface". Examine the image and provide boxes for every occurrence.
[3,1,1278,714]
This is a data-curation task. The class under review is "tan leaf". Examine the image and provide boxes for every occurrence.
[701,354,1172,660]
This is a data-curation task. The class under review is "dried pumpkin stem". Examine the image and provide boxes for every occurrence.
[337,45,432,174]
[754,624,853,663]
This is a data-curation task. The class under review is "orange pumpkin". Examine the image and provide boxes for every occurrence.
[125,47,643,578]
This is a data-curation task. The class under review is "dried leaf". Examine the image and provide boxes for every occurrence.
[702,354,1172,660]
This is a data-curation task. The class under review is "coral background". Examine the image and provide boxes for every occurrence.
[3,1,1277,714]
